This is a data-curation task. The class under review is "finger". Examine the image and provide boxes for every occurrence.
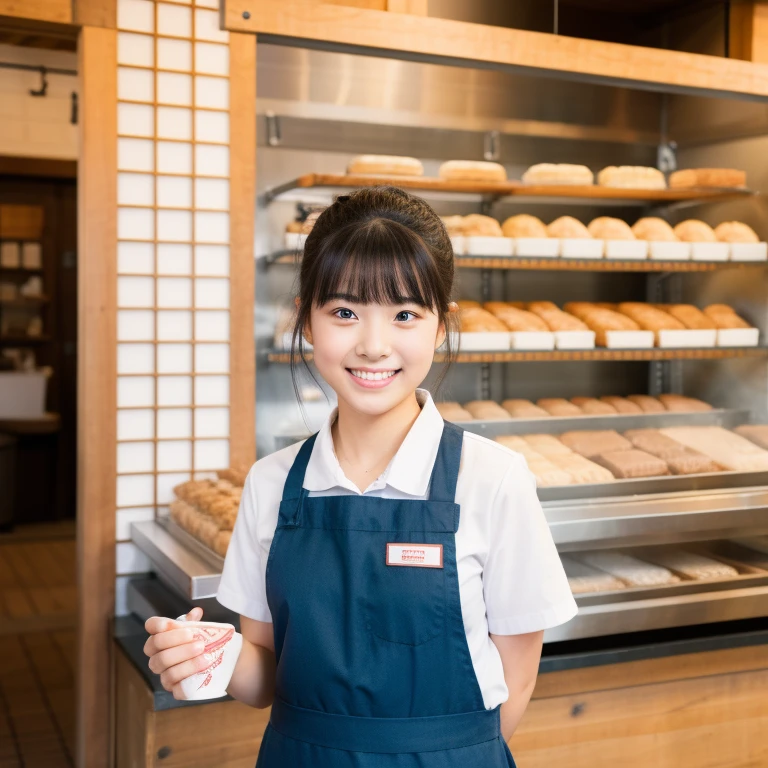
[148,640,205,675]
[160,655,209,688]
[145,616,183,635]
[145,628,196,657]
[186,606,203,621]
[172,682,187,701]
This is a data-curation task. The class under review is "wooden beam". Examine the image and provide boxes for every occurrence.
[228,32,258,467]
[224,0,768,100]
[73,0,117,29]
[0,0,72,24]
[730,1,768,65]
[387,0,427,15]
[77,24,117,768]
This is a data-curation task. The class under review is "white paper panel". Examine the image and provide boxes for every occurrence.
[157,310,192,341]
[195,144,229,177]
[194,8,229,42]
[194,178,228,210]
[157,408,192,439]
[157,473,190,505]
[118,276,154,308]
[194,407,229,438]
[194,375,229,406]
[117,408,155,440]
[118,242,154,275]
[118,208,154,241]
[118,32,155,67]
[195,310,229,341]
[157,343,193,374]
[195,343,228,373]
[116,541,153,573]
[157,3,192,37]
[158,375,192,406]
[118,138,154,171]
[117,474,154,507]
[157,141,192,175]
[194,439,229,470]
[195,244,229,276]
[194,110,228,145]
[157,440,192,471]
[116,507,155,540]
[194,42,229,75]
[117,377,155,408]
[194,211,228,244]
[117,0,154,32]
[157,72,193,107]
[118,343,155,374]
[194,76,228,110]
[118,103,154,138]
[157,38,192,72]
[194,0,218,8]
[157,277,192,308]
[118,309,155,341]
[194,278,229,309]
[157,210,193,242]
[157,106,192,140]
[118,67,154,102]
[117,441,155,474]
[157,243,192,275]
[157,175,192,208]
[118,172,154,206]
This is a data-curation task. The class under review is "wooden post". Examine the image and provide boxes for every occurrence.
[730,0,768,64]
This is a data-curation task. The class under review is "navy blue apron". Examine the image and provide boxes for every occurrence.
[256,420,517,767]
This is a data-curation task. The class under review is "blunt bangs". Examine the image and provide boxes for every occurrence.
[304,217,443,312]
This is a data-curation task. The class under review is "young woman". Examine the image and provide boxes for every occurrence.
[145,187,577,766]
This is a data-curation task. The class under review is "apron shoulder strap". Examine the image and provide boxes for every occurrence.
[281,432,319,502]
[427,420,464,503]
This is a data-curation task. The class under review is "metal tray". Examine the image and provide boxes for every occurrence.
[158,515,225,572]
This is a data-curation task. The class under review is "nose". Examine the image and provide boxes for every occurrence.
[355,316,392,360]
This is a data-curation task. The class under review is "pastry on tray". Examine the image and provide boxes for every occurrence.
[435,401,474,421]
[657,394,712,412]
[597,166,666,190]
[561,555,626,593]
[587,217,635,240]
[563,303,641,346]
[669,168,746,189]
[714,221,759,243]
[487,305,550,332]
[501,214,548,238]
[537,398,583,417]
[462,214,503,237]
[522,163,594,186]
[526,302,589,332]
[673,220,717,242]
[547,216,592,239]
[573,551,681,586]
[559,430,632,458]
[439,160,507,182]
[660,426,768,471]
[502,399,550,418]
[546,453,615,483]
[463,400,511,420]
[617,302,685,339]
[627,395,666,413]
[347,155,424,176]
[599,396,643,414]
[632,217,678,242]
[459,307,509,332]
[624,428,721,474]
[702,304,752,329]
[523,433,573,456]
[638,548,739,580]
[659,304,717,330]
[593,448,670,478]
[571,397,618,415]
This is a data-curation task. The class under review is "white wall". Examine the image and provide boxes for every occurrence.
[0,44,78,160]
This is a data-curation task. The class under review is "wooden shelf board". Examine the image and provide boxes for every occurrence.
[268,347,768,364]
[0,335,50,345]
[0,296,49,307]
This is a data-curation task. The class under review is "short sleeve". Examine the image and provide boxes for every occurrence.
[216,468,273,622]
[483,457,577,635]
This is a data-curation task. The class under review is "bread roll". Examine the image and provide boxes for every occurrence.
[435,401,474,421]
[563,303,641,346]
[559,430,633,458]
[561,555,626,593]
[463,400,511,420]
[462,214,503,237]
[618,303,685,335]
[594,448,670,478]
[587,217,635,240]
[537,398,583,417]
[456,299,481,309]
[627,395,666,413]
[441,215,466,236]
[522,163,594,186]
[548,216,591,239]
[661,304,716,330]
[439,160,507,182]
[483,301,523,313]
[459,307,509,332]
[714,221,759,243]
[703,304,751,329]
[598,166,666,190]
[546,453,615,483]
[632,217,678,242]
[523,434,573,456]
[347,155,424,176]
[599,396,643,414]
[673,220,717,243]
[571,397,618,415]
[501,214,548,239]
[669,168,746,189]
[661,426,768,471]
[527,302,589,332]
[487,305,550,332]
[502,399,550,418]
[658,394,712,412]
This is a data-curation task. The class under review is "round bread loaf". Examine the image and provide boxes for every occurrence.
[587,216,635,240]
[522,163,594,186]
[347,155,424,176]
[632,217,678,242]
[501,214,548,238]
[438,160,507,182]
[673,220,717,243]
[597,166,666,190]
[548,216,592,239]
[714,221,759,243]
[462,214,503,237]
[669,168,746,189]
[441,215,466,236]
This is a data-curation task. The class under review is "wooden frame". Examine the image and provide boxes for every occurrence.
[0,0,72,24]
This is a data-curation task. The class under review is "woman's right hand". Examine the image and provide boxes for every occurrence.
[144,606,209,698]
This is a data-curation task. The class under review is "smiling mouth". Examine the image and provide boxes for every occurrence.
[346,368,402,381]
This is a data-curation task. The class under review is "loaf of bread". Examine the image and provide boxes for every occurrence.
[463,400,511,420]
[546,453,615,483]
[638,548,739,580]
[627,395,666,413]
[598,166,666,190]
[573,551,681,586]
[660,426,768,471]
[501,214,548,238]
[502,399,550,418]
[441,215,466,236]
[527,302,589,332]
[217,466,249,487]
[734,425,768,451]
[494,436,573,486]
[522,163,594,185]
[483,301,524,313]
[618,303,685,338]
[347,155,424,176]
[703,304,751,329]
[632,217,678,242]
[435,401,474,421]
[548,216,591,239]
[523,433,573,456]
[660,304,717,330]
[462,214,503,237]
[593,448,670,478]
[561,555,626,593]
[714,221,759,243]
[439,160,507,182]
[456,299,481,309]
[487,305,550,332]
[537,398,583,417]
[657,394,712,412]
[673,220,717,243]
[624,428,721,474]
[571,397,618,415]
[459,307,509,332]
[563,303,641,346]
[669,168,746,189]
[599,396,643,414]
[587,217,635,240]
[559,430,633,458]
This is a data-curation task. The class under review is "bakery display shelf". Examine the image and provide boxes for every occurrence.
[267,347,768,364]
[158,515,225,572]
[131,520,221,600]
[263,173,756,205]
[266,250,759,273]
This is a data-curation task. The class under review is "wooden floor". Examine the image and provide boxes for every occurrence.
[0,524,77,767]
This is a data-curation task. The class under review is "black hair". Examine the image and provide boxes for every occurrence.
[289,186,458,420]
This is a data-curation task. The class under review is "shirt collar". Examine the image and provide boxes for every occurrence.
[303,388,445,496]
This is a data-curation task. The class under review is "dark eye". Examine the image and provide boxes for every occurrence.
[396,311,416,322]
[334,308,356,320]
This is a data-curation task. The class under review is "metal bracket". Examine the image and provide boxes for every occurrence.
[480,363,492,401]
[483,130,500,162]
[657,141,678,173]
[29,66,47,97]
[265,111,282,147]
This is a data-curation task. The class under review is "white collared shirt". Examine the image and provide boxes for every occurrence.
[217,388,578,709]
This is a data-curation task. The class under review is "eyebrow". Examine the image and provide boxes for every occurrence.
[325,292,424,305]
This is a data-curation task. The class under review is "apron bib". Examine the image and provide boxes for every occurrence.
[256,420,517,767]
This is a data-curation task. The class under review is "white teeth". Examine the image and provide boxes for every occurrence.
[350,369,397,381]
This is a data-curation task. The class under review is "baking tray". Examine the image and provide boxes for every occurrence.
[158,515,225,572]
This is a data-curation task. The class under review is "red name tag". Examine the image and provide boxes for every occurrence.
[386,543,443,568]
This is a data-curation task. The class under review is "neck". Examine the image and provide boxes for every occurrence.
[331,391,423,474]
